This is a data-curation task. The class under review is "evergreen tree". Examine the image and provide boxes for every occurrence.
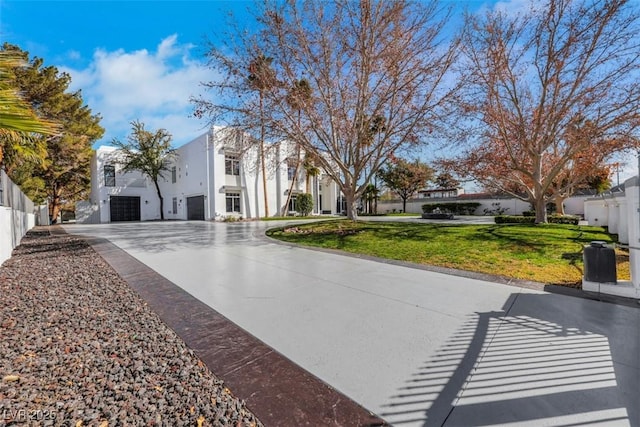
[2,44,103,222]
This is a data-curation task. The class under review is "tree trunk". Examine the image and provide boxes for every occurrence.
[534,196,547,224]
[282,147,301,216]
[555,196,565,215]
[50,196,61,224]
[154,180,164,220]
[402,197,407,214]
[345,195,359,221]
[49,185,62,224]
[259,94,270,218]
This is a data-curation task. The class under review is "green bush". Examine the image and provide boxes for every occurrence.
[495,214,579,225]
[522,210,535,217]
[297,193,314,216]
[548,214,579,225]
[421,202,480,215]
[495,215,535,224]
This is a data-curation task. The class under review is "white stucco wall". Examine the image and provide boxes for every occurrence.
[624,177,640,290]
[605,195,619,234]
[617,194,629,244]
[584,198,609,227]
[379,197,531,215]
[88,127,339,221]
[0,170,36,266]
[88,146,171,223]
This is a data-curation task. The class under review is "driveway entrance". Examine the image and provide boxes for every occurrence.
[65,221,640,426]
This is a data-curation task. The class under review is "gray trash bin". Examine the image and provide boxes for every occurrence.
[583,241,617,283]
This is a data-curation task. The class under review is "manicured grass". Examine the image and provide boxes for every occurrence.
[383,212,420,217]
[260,215,336,221]
[267,220,629,286]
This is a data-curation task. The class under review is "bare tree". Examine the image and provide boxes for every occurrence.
[193,0,459,220]
[448,0,640,223]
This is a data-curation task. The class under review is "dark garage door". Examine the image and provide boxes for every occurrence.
[187,195,205,220]
[110,196,141,222]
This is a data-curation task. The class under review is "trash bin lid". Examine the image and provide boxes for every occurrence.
[590,241,608,248]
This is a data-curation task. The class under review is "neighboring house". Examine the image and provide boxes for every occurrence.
[417,187,465,199]
[77,126,341,223]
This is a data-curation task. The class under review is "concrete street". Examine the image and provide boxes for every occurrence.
[64,220,640,426]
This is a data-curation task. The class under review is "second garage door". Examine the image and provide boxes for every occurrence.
[187,195,205,220]
[110,196,141,222]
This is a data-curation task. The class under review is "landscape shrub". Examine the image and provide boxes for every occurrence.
[421,202,480,215]
[297,193,314,216]
[494,215,535,224]
[548,214,580,225]
[494,214,579,225]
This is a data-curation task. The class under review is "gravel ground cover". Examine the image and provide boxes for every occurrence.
[0,229,262,426]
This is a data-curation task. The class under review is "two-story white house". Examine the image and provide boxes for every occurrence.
[77,126,341,223]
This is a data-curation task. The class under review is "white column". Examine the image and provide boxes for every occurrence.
[616,193,629,244]
[606,195,618,234]
[625,177,640,286]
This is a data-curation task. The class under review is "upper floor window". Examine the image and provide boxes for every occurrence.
[287,160,297,181]
[225,154,240,176]
[104,164,116,187]
[171,166,177,183]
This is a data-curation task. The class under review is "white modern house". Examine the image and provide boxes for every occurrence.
[77,126,341,223]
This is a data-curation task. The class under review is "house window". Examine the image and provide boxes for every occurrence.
[225,155,240,176]
[172,197,178,214]
[287,160,297,181]
[171,166,177,183]
[104,164,115,187]
[226,192,241,213]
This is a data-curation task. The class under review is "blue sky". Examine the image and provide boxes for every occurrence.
[12,0,638,185]
[1,1,262,146]
[3,0,522,148]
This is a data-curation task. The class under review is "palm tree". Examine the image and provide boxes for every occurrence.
[248,55,276,217]
[282,79,311,215]
[0,50,57,168]
[303,153,320,193]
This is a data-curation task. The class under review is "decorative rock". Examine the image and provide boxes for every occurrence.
[0,230,263,426]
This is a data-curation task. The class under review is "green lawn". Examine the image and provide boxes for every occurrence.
[260,215,334,221]
[267,220,629,286]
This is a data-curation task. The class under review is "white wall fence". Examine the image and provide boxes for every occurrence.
[0,170,45,266]
[583,177,640,298]
[378,195,589,216]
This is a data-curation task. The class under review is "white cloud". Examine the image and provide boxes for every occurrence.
[67,50,81,60]
[493,0,536,16]
[61,34,211,147]
[474,0,537,18]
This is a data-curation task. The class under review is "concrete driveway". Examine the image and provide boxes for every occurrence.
[64,220,640,426]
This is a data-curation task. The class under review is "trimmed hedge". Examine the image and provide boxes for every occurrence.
[495,214,579,225]
[422,202,481,215]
